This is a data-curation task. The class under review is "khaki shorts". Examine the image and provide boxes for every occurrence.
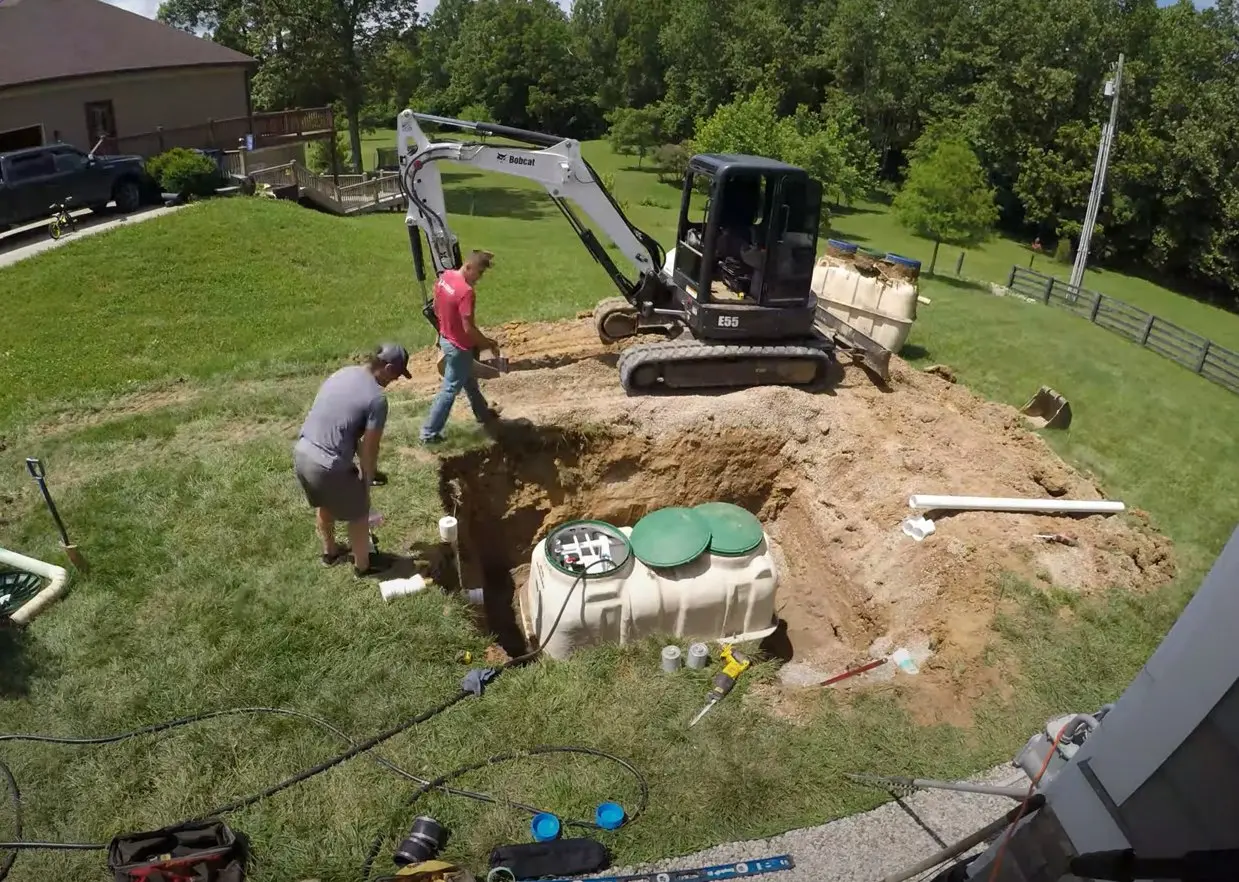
[293,448,367,522]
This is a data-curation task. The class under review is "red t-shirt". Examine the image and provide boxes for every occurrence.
[433,268,475,351]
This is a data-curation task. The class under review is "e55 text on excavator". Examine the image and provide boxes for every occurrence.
[396,109,856,395]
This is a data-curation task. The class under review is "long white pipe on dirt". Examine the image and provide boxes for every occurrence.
[0,547,69,625]
[908,494,1125,515]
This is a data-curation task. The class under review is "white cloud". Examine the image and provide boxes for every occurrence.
[103,0,162,17]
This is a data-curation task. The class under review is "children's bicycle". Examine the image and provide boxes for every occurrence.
[48,198,77,240]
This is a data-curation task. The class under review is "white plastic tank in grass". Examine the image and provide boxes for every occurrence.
[519,503,780,660]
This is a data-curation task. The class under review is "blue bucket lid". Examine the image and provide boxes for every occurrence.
[531,812,561,842]
[827,238,858,252]
[595,801,626,830]
[884,253,921,269]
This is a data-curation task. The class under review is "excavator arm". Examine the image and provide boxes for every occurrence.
[393,109,837,395]
[395,110,667,312]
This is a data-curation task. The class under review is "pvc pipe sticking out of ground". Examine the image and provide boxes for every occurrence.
[0,547,69,625]
[907,494,1125,515]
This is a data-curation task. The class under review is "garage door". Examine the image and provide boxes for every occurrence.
[0,125,44,153]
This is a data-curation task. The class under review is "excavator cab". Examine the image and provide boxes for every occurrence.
[671,155,823,342]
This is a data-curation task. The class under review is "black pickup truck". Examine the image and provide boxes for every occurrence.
[0,143,155,232]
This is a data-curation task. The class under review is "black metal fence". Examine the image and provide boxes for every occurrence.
[1006,266,1239,396]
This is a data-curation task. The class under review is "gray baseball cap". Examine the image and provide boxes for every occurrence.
[376,342,412,378]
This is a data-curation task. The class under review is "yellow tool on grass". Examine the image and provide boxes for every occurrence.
[688,645,751,728]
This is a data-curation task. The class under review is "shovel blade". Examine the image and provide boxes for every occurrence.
[435,352,508,380]
[61,543,88,572]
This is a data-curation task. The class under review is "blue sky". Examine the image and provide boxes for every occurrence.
[105,0,1212,22]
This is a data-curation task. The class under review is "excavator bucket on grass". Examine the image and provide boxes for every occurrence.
[1020,386,1072,430]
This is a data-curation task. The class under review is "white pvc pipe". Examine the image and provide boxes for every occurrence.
[908,494,1125,515]
[1,547,69,625]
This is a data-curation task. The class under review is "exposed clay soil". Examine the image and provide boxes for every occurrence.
[405,316,1176,726]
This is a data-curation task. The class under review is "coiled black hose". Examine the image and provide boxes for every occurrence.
[0,568,626,881]
[360,745,650,880]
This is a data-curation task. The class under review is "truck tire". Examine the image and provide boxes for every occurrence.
[113,178,141,213]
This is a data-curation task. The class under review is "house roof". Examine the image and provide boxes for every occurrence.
[0,0,256,91]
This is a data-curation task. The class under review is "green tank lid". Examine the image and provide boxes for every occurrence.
[629,507,712,568]
[694,502,765,556]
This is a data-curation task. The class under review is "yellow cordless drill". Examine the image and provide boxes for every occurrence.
[688,645,751,727]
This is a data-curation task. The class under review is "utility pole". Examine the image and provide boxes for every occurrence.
[1069,53,1124,292]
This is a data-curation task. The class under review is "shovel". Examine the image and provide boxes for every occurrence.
[435,347,510,380]
[25,458,88,571]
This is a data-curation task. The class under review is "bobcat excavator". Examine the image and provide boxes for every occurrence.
[395,108,888,394]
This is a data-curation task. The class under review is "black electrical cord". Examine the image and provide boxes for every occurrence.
[0,567,609,880]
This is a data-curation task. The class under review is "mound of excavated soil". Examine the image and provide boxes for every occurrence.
[402,317,1175,725]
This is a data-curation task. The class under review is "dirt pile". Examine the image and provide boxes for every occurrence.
[407,317,1175,725]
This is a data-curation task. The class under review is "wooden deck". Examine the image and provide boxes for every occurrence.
[248,161,406,216]
[97,108,335,158]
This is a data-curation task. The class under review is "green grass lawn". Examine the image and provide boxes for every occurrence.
[1,143,1238,881]
[359,127,397,172]
[829,202,1239,353]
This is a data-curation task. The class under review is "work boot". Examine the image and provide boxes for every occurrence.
[320,546,351,567]
[353,557,393,579]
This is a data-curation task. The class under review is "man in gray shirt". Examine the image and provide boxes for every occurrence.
[294,343,411,577]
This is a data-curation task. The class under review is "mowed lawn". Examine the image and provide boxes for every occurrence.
[1,141,1238,881]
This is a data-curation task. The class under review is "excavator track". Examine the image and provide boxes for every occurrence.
[593,297,640,343]
[617,338,834,394]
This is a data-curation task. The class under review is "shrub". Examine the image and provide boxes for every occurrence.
[601,173,629,212]
[606,105,662,167]
[457,103,495,124]
[307,132,353,175]
[146,148,221,198]
[653,143,689,185]
[1054,238,1074,264]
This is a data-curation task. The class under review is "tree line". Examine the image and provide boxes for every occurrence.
[158,0,1239,302]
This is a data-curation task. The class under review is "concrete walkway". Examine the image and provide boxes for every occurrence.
[0,203,186,269]
[588,764,1031,882]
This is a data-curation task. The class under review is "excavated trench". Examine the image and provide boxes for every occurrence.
[437,421,888,663]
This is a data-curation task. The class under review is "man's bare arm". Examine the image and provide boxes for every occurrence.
[464,316,498,353]
[359,428,383,483]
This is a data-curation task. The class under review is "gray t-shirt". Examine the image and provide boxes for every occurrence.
[295,365,388,470]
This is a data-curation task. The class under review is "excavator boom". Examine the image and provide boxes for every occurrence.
[395,109,837,394]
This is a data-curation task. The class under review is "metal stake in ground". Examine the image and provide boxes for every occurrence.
[25,458,87,571]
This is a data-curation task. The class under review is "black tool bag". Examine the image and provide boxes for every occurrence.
[489,838,609,879]
[107,819,246,882]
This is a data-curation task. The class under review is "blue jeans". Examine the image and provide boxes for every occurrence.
[420,338,492,440]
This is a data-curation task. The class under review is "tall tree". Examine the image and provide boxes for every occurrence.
[892,126,999,273]
[414,0,473,114]
[606,106,662,167]
[443,0,594,133]
[160,0,418,171]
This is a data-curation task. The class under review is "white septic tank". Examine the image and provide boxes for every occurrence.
[811,242,920,354]
[520,503,780,660]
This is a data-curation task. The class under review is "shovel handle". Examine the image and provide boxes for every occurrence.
[26,457,72,547]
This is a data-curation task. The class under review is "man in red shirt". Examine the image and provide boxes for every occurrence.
[420,249,502,443]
